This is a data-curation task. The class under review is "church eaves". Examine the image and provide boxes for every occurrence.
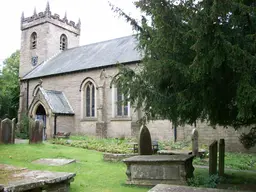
[22,35,142,80]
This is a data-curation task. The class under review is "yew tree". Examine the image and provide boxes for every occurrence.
[111,0,256,148]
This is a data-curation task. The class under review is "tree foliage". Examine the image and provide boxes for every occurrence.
[110,0,256,148]
[0,50,20,119]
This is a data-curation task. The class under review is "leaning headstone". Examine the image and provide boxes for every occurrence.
[209,140,218,175]
[191,128,199,157]
[138,125,153,155]
[29,119,43,144]
[219,139,225,176]
[12,118,16,144]
[0,118,13,144]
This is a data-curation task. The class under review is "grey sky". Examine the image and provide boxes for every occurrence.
[0,0,141,68]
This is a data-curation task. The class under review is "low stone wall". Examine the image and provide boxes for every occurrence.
[123,155,194,186]
[103,153,136,162]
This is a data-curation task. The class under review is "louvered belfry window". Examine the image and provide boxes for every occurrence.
[60,34,68,50]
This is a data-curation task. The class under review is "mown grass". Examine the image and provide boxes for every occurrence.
[0,143,149,192]
[0,143,256,191]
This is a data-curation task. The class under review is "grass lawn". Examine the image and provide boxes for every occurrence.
[1,142,256,191]
[0,143,149,192]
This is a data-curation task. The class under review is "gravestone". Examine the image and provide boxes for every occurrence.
[0,118,13,144]
[191,128,199,157]
[11,118,16,144]
[29,119,43,144]
[209,140,218,175]
[219,139,225,176]
[138,125,153,155]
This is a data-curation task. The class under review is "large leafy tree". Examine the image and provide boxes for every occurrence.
[110,0,256,148]
[0,50,20,119]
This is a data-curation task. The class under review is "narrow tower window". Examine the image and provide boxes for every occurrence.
[30,32,37,49]
[60,34,68,50]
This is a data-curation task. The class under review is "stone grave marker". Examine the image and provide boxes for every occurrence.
[0,118,13,144]
[191,128,199,157]
[138,125,153,155]
[11,118,16,144]
[219,139,225,176]
[29,119,43,144]
[209,140,218,175]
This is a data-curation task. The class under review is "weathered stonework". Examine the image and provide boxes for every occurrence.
[96,122,107,138]
[103,153,136,162]
[123,155,194,186]
[0,164,76,192]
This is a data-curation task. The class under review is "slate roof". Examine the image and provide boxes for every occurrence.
[40,87,74,115]
[23,35,142,80]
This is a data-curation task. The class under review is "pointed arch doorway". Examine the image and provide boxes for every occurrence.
[35,104,47,140]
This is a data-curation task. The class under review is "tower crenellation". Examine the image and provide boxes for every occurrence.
[19,1,81,78]
[21,2,80,35]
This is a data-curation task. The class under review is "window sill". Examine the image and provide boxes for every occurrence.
[110,117,132,121]
[81,117,98,122]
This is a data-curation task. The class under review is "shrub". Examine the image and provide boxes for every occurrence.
[50,136,132,154]
[16,114,30,139]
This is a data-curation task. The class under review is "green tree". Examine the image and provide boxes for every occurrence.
[110,0,256,148]
[0,50,20,119]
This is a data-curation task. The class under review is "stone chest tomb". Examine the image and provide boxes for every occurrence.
[123,155,194,186]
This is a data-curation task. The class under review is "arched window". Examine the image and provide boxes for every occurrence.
[30,32,37,49]
[116,85,128,116]
[60,34,68,50]
[83,81,96,118]
[111,83,130,117]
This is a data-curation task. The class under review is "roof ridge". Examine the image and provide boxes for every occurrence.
[67,35,136,51]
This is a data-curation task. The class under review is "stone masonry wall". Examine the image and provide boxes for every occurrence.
[21,65,256,152]
[178,122,256,153]
[20,21,80,77]
[56,116,74,133]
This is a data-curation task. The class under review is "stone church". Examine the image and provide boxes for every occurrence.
[18,2,255,152]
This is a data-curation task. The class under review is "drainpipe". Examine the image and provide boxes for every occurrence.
[26,80,29,114]
[54,114,57,136]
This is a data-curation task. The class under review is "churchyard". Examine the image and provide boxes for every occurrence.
[0,118,256,191]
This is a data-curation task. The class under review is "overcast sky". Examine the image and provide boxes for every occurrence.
[0,0,141,68]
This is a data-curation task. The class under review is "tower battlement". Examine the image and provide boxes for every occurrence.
[21,2,81,35]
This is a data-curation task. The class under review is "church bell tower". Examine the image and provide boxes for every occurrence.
[19,2,81,78]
